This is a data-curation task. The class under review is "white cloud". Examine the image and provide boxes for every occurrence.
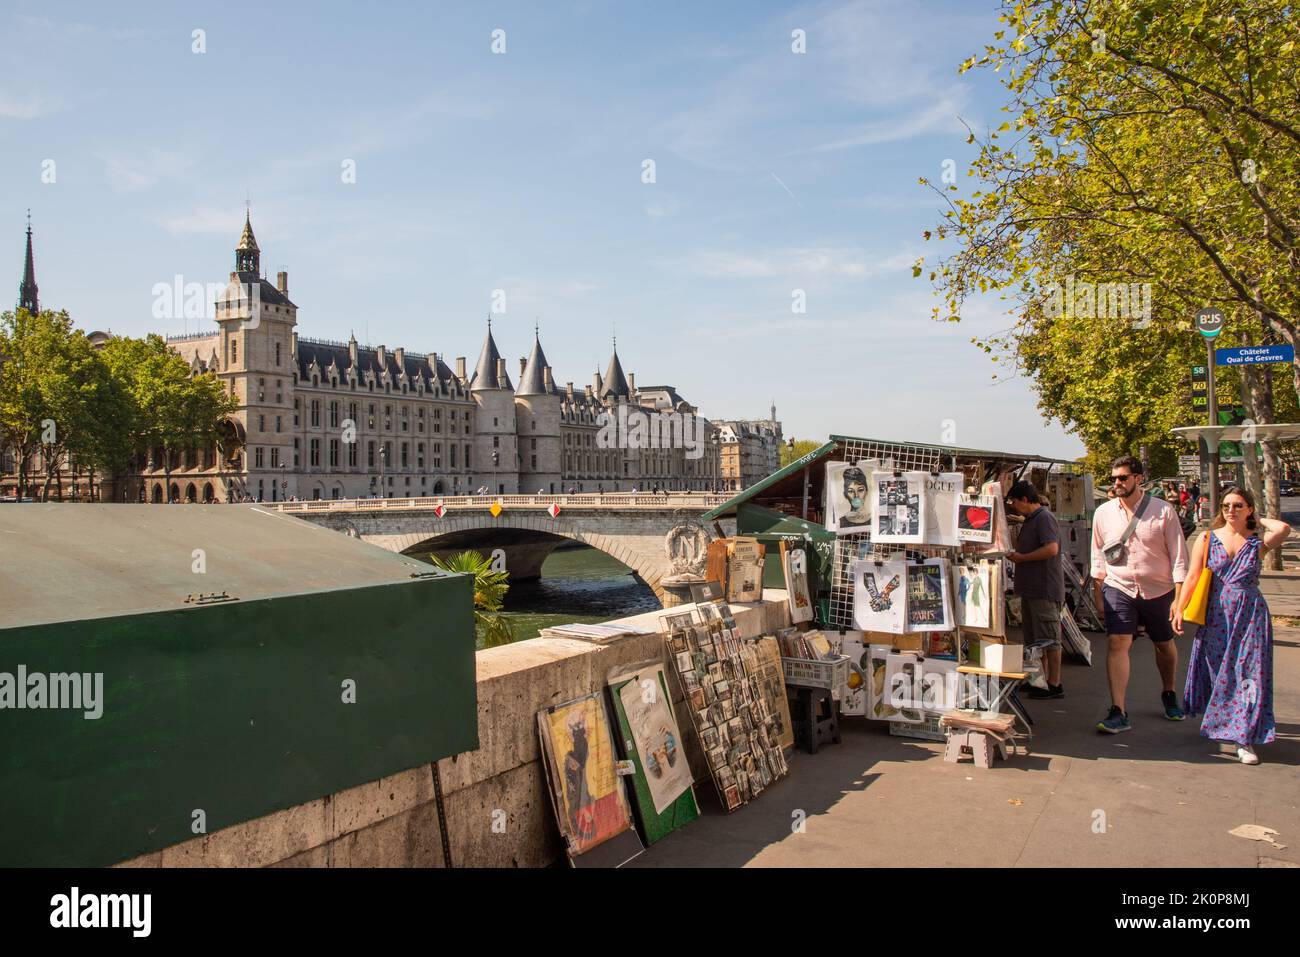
[99,149,195,193]
[0,91,58,119]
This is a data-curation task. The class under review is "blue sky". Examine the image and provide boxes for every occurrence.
[2,0,1085,459]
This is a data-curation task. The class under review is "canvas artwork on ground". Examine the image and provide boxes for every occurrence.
[538,694,633,857]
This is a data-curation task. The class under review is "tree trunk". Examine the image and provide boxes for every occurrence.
[1255,365,1285,570]
[40,449,56,502]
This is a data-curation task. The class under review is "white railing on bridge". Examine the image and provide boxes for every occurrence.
[263,493,732,513]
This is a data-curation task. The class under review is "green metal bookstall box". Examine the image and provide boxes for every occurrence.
[0,505,478,867]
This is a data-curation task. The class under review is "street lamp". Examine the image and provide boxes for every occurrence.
[280,462,288,502]
[380,444,388,498]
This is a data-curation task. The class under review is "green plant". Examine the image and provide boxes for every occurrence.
[428,550,516,647]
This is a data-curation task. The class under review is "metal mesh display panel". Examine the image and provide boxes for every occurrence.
[824,438,975,630]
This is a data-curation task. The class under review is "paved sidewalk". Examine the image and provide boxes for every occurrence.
[633,619,1300,869]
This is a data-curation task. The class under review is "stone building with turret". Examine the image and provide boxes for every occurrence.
[4,215,726,502]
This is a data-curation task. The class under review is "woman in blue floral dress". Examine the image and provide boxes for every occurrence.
[1173,487,1290,764]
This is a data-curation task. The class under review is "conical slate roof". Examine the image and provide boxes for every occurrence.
[470,325,512,391]
[600,348,630,399]
[516,332,553,396]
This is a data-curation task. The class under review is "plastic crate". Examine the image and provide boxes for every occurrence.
[782,654,850,690]
[888,711,946,741]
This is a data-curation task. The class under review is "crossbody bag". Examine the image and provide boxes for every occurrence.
[1101,494,1150,564]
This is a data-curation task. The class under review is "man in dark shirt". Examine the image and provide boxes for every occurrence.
[1007,480,1065,698]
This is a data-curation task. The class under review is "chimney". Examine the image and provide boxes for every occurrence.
[276,271,288,295]
[427,352,438,370]
[543,367,555,392]
[584,385,594,399]
[496,357,507,383]
[519,357,527,377]
[349,338,358,364]
[456,356,466,379]
[376,344,386,368]
[566,381,575,400]
[394,347,404,370]
[628,372,636,392]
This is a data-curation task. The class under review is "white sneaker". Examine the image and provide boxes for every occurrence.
[1237,745,1260,765]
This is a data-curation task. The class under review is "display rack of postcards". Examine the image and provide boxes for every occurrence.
[824,440,1024,741]
[663,609,790,813]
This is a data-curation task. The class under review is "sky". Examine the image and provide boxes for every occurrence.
[2,0,1085,460]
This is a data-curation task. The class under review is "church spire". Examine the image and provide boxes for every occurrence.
[18,211,38,315]
[235,209,260,276]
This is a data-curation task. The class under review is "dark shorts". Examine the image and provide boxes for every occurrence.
[1023,598,1062,650]
[1102,585,1175,643]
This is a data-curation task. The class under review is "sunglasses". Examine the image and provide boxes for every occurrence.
[1222,503,1247,511]
[1109,474,1134,483]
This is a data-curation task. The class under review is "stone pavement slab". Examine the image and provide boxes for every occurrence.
[632,620,1300,868]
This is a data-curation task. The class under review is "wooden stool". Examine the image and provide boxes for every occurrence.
[786,685,840,754]
[940,710,1017,769]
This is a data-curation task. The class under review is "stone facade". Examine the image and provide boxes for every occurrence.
[717,414,783,492]
[136,217,726,502]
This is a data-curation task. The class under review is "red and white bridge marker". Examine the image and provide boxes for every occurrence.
[548,503,561,518]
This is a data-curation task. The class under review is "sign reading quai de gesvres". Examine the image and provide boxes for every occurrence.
[1215,345,1295,366]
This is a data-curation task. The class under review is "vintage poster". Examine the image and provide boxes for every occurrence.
[825,461,873,535]
[956,560,992,629]
[866,643,899,720]
[921,658,959,712]
[883,651,924,723]
[726,537,765,604]
[850,557,907,634]
[614,666,694,815]
[839,631,870,716]
[780,542,815,624]
[537,693,634,858]
[921,472,964,546]
[978,480,1013,554]
[753,637,795,751]
[957,493,996,543]
[871,471,926,543]
[906,558,953,631]
[961,558,1006,637]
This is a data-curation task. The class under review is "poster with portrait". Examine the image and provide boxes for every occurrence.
[955,560,992,629]
[825,461,873,534]
[905,557,953,631]
[957,493,996,543]
[871,471,926,543]
[780,541,815,624]
[921,472,964,546]
[850,557,907,634]
[537,693,636,861]
[611,665,695,816]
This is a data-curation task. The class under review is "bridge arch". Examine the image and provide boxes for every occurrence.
[357,513,673,602]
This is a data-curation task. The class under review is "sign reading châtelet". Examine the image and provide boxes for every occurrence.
[1215,345,1295,366]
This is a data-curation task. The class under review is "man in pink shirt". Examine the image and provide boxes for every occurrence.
[1091,455,1190,733]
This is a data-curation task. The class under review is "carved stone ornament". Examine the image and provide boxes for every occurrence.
[664,520,709,576]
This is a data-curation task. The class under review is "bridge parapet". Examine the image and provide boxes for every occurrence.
[264,493,731,513]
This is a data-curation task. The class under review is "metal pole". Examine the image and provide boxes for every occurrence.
[1207,339,1220,518]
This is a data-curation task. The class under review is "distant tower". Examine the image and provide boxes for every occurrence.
[515,325,563,494]
[234,209,260,277]
[469,317,520,494]
[18,212,38,315]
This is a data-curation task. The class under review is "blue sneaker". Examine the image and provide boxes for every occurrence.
[1097,705,1131,734]
[1162,691,1186,721]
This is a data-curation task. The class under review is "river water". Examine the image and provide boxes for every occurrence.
[488,545,660,646]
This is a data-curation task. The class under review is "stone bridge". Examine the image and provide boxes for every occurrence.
[265,493,736,603]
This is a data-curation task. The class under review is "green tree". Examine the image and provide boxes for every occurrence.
[780,438,823,469]
[428,550,516,647]
[918,0,1300,493]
